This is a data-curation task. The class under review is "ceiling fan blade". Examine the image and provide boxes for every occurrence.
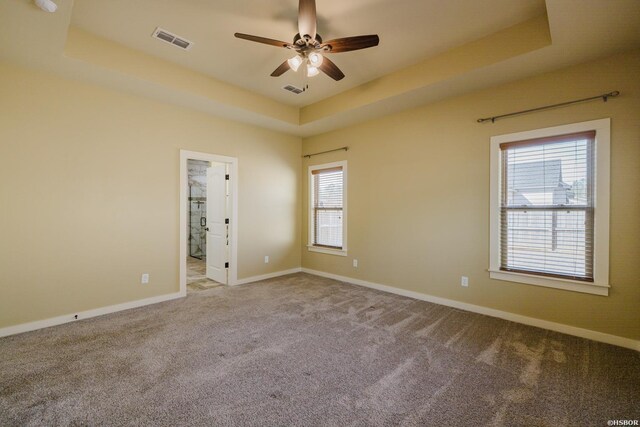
[319,56,345,81]
[298,0,317,41]
[234,33,292,48]
[322,35,379,53]
[270,60,291,77]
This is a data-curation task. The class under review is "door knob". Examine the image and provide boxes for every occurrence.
[205,227,210,231]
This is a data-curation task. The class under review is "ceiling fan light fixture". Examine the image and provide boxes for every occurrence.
[308,52,323,67]
[307,65,319,77]
[287,55,303,72]
[234,0,380,81]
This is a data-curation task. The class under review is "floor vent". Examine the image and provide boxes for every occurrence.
[152,27,193,50]
[283,85,304,94]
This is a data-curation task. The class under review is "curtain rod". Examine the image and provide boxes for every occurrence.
[303,146,349,158]
[477,91,620,123]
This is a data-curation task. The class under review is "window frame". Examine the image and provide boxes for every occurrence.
[308,161,348,257]
[489,119,610,296]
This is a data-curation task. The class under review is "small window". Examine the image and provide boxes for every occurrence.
[308,161,347,256]
[490,119,610,296]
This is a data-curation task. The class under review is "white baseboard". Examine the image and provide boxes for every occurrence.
[0,291,185,338]
[0,267,303,337]
[301,268,640,352]
[234,267,302,286]
[4,269,636,352]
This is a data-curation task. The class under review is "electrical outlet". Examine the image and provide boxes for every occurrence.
[353,259,358,268]
[461,276,469,287]
[264,255,269,264]
[141,273,149,284]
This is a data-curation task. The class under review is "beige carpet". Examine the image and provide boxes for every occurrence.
[1,273,638,426]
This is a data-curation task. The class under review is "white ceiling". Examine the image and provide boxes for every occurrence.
[71,0,546,106]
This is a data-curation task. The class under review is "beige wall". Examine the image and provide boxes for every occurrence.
[1,49,638,342]
[302,50,640,341]
[0,62,301,328]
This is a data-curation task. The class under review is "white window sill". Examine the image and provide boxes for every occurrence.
[307,245,347,257]
[488,269,609,296]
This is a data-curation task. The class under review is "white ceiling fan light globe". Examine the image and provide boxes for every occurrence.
[287,55,303,72]
[308,52,324,67]
[307,65,319,77]
[35,0,58,12]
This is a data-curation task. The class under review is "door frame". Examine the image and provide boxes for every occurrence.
[180,150,239,295]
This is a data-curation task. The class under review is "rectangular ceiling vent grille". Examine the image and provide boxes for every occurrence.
[283,85,304,94]
[152,27,193,50]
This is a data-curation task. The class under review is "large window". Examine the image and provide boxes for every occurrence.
[308,161,347,256]
[489,119,610,296]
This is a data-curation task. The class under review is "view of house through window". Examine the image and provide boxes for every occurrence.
[310,163,345,250]
[499,131,595,281]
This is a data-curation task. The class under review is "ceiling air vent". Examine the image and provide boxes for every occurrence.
[282,85,304,94]
[152,27,193,50]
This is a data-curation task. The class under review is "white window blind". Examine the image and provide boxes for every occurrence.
[312,166,343,249]
[499,131,595,282]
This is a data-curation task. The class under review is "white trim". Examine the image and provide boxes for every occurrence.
[306,245,348,257]
[489,118,611,295]
[180,150,239,292]
[308,160,348,255]
[301,268,639,352]
[234,267,302,286]
[0,292,183,338]
[488,270,609,296]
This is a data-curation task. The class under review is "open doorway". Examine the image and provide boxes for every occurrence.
[180,151,238,295]
[186,159,220,291]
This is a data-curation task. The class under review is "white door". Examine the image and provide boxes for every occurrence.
[206,163,228,284]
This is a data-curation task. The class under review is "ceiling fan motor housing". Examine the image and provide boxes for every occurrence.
[294,33,322,48]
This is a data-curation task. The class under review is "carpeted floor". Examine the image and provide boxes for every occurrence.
[1,273,638,426]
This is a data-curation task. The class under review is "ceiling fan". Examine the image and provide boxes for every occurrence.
[234,0,379,81]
